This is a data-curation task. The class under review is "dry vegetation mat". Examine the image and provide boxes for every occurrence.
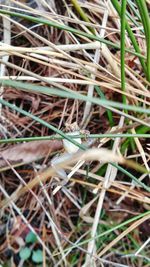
[0,0,150,266]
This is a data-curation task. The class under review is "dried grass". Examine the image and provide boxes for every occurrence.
[0,1,150,266]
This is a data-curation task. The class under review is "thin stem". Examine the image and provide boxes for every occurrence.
[111,0,147,76]
[1,133,150,144]
[121,0,127,105]
[71,0,95,34]
[135,0,150,81]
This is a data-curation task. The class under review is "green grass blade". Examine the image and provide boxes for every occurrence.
[0,9,146,59]
[135,0,150,81]
[121,0,127,105]
[1,133,150,144]
[0,99,87,150]
[127,0,143,30]
[111,163,150,192]
[1,79,150,116]
[71,0,95,34]
[95,85,114,127]
[63,210,150,250]
[111,0,147,76]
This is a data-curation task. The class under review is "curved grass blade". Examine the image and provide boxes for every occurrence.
[0,8,146,59]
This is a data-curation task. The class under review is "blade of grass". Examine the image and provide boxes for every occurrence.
[127,0,142,23]
[120,0,135,152]
[0,8,146,59]
[97,212,150,257]
[95,85,114,127]
[111,163,150,192]
[135,0,150,81]
[121,124,150,153]
[121,0,127,105]
[135,1,149,40]
[1,133,150,144]
[0,98,87,151]
[125,1,144,33]
[1,79,150,116]
[111,0,147,76]
[62,210,150,252]
[71,0,95,34]
[136,125,150,134]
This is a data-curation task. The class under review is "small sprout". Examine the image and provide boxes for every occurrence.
[32,249,43,263]
[19,247,31,260]
[25,231,37,244]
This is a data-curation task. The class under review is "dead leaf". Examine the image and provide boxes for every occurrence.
[0,140,63,168]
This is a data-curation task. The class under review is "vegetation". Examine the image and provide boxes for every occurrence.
[0,1,150,266]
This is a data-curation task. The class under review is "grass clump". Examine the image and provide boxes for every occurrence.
[0,1,150,266]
